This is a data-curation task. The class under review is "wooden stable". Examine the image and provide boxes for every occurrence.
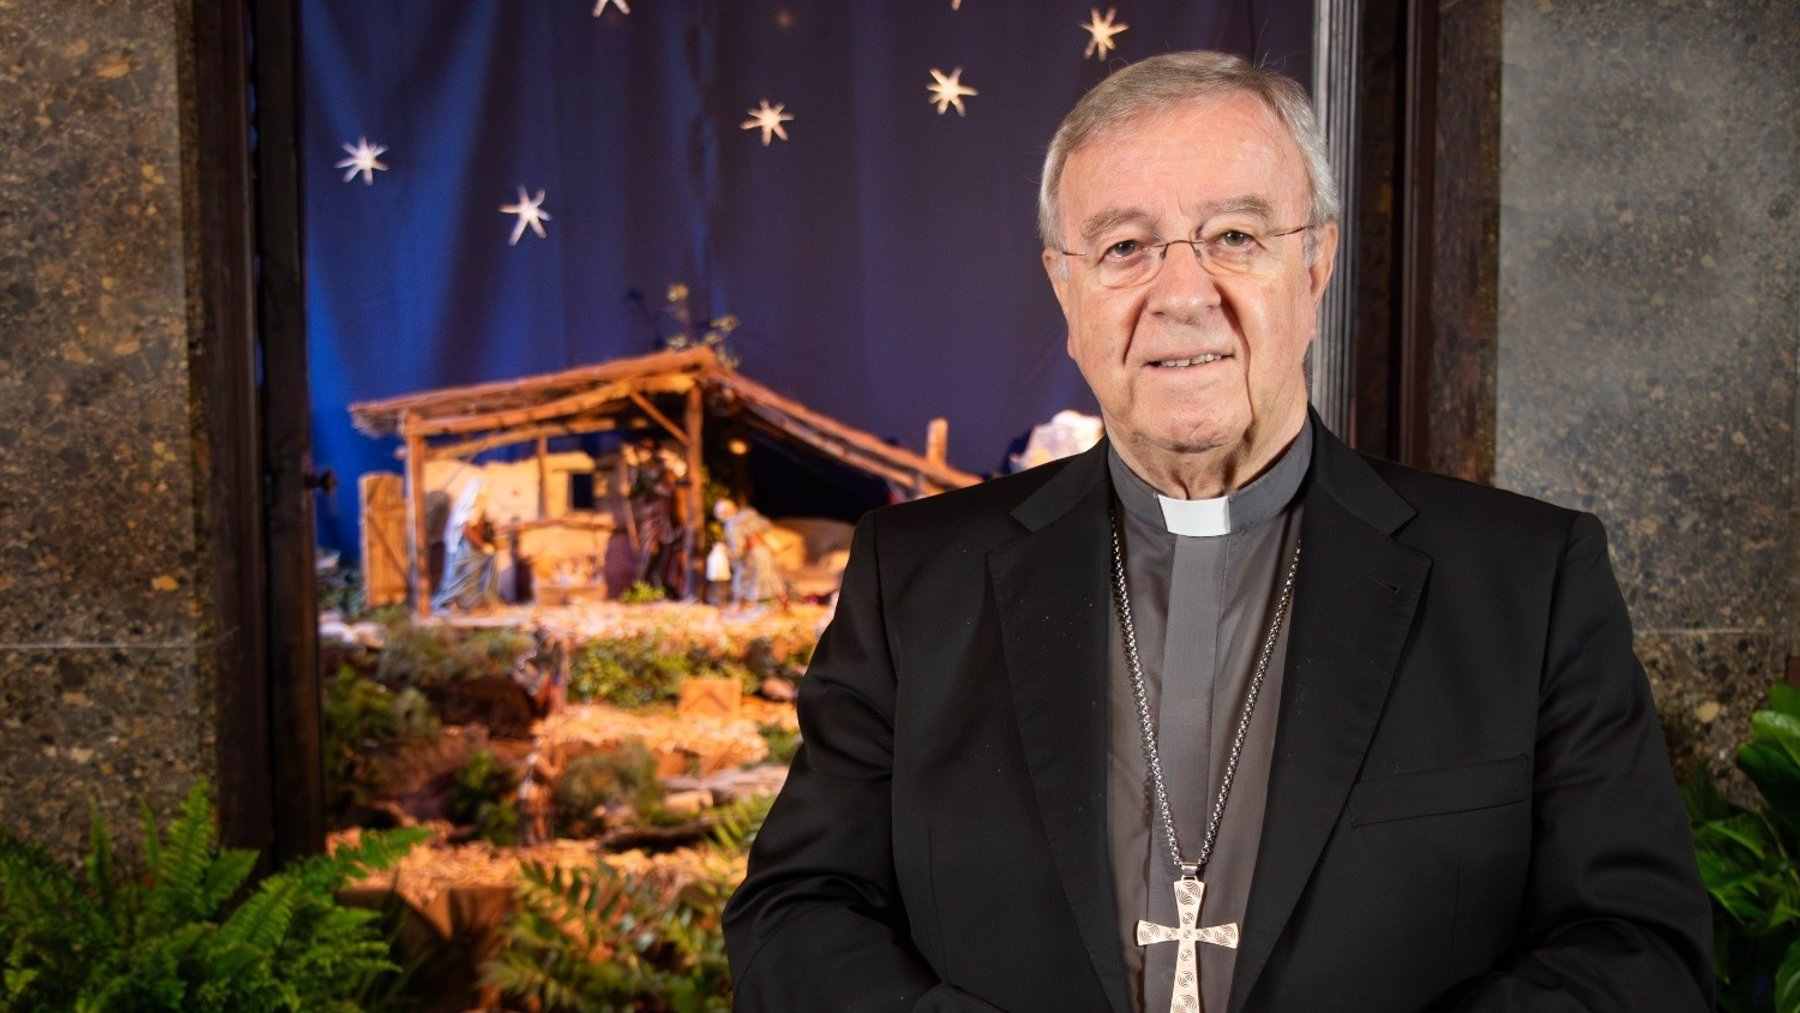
[349,347,980,616]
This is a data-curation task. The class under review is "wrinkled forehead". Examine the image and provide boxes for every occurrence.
[1057,92,1311,240]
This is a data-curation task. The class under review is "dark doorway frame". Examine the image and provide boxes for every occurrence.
[191,0,322,864]
[1347,0,1502,481]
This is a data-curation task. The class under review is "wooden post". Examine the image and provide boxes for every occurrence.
[924,417,948,465]
[536,435,549,519]
[684,385,704,599]
[615,453,640,551]
[402,414,431,618]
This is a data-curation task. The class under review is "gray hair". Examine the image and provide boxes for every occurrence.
[1037,51,1339,259]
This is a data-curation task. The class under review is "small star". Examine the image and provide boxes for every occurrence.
[1081,8,1129,60]
[499,187,551,245]
[740,99,794,146]
[926,67,978,116]
[593,0,630,14]
[334,137,388,185]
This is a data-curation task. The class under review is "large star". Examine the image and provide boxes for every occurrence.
[499,187,551,245]
[592,0,630,15]
[740,99,794,146]
[334,137,388,185]
[926,67,977,116]
[1081,8,1129,60]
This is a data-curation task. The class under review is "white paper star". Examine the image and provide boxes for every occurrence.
[334,137,388,185]
[1081,8,1129,60]
[593,0,630,15]
[740,100,794,146]
[927,67,978,116]
[499,187,551,245]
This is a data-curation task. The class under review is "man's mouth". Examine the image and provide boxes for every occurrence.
[1149,353,1231,368]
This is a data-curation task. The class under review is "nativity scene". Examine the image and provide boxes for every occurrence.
[9,0,1759,1010]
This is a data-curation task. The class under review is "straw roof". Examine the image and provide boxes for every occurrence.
[348,347,979,492]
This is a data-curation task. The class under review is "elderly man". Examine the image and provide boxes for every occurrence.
[724,52,1711,1012]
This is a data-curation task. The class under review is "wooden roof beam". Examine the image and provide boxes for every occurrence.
[715,371,978,489]
[400,415,622,461]
[740,404,923,490]
[350,346,719,435]
[627,390,689,446]
[412,373,697,437]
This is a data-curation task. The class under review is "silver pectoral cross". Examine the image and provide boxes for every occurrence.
[1136,877,1239,1013]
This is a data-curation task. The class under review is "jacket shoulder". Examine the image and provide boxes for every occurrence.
[864,453,1074,547]
[1359,452,1586,549]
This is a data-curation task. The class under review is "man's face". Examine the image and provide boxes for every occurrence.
[1042,92,1337,460]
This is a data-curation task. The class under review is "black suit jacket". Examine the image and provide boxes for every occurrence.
[724,416,1713,1012]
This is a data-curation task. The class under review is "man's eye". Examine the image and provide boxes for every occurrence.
[1103,239,1144,260]
[1217,230,1258,248]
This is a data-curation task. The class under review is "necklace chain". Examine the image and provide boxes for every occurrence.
[1109,508,1301,877]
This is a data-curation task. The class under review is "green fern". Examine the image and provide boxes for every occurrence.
[0,781,426,1012]
[481,793,772,1012]
[1,831,112,1011]
[707,794,773,854]
[481,859,669,1010]
[142,784,225,935]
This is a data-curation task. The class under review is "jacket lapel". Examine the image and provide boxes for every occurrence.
[988,440,1133,1013]
[1227,419,1431,1012]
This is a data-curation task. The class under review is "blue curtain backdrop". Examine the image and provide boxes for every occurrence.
[303,0,1312,561]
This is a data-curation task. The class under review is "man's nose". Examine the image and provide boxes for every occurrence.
[1146,240,1222,321]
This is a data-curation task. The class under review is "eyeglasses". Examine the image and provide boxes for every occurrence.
[1057,222,1314,289]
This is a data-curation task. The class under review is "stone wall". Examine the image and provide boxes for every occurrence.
[1493,0,1799,784]
[0,0,219,859]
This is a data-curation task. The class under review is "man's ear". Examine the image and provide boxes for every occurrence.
[1308,221,1340,303]
[1041,249,1080,359]
[1042,247,1074,322]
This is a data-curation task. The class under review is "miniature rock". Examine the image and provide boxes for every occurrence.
[662,788,714,817]
[678,677,743,720]
[759,676,797,702]
[663,763,789,804]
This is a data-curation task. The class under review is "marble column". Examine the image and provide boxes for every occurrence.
[0,0,223,859]
[1493,0,1799,788]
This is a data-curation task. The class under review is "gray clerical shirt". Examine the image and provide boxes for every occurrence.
[1105,418,1311,1013]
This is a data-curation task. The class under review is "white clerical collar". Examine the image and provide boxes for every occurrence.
[1156,491,1233,537]
[1106,417,1314,537]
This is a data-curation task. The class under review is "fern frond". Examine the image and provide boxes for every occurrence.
[85,798,118,930]
[516,860,637,960]
[7,779,409,1012]
[480,949,593,1012]
[707,793,774,853]
[198,847,258,914]
[144,783,219,932]
[281,903,398,991]
[138,798,160,886]
[80,920,210,1011]
[0,831,83,921]
[296,826,430,895]
[1,830,109,1011]
[217,875,301,956]
[201,937,272,988]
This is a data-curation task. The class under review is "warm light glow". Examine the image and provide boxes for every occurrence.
[926,67,977,116]
[1081,8,1128,60]
[728,438,750,456]
[740,100,795,146]
[334,137,388,185]
[498,187,551,245]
